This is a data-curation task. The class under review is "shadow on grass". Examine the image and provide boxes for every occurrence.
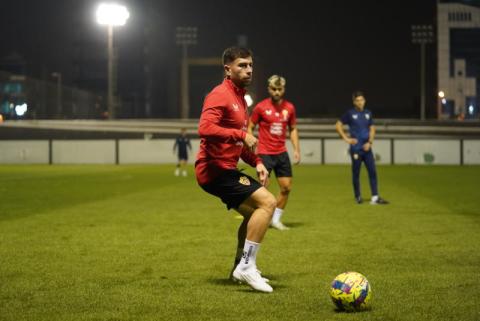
[268,221,306,230]
[206,277,288,292]
[333,307,372,314]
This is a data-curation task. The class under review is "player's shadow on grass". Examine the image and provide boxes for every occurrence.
[206,277,288,291]
[281,221,305,229]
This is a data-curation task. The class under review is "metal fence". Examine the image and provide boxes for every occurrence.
[0,70,106,120]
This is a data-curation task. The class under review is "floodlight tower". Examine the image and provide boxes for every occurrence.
[176,26,197,119]
[96,3,130,119]
[411,24,434,121]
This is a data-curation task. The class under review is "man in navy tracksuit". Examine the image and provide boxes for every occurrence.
[335,91,388,205]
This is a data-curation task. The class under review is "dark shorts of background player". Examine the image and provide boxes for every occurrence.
[200,169,262,210]
[178,152,188,161]
[260,151,292,177]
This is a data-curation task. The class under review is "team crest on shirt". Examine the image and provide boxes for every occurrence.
[282,109,288,121]
[365,114,370,119]
[232,103,239,111]
[352,114,358,120]
[265,109,272,115]
[239,176,251,186]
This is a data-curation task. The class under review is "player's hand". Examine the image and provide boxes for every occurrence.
[346,138,358,145]
[256,163,269,186]
[293,150,301,165]
[362,142,371,152]
[243,132,258,152]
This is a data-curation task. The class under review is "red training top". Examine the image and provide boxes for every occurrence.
[195,79,262,185]
[250,98,297,155]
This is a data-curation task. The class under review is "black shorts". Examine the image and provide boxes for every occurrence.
[178,152,188,161]
[260,152,292,177]
[200,169,262,210]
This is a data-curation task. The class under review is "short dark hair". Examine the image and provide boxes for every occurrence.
[222,47,253,65]
[352,90,365,100]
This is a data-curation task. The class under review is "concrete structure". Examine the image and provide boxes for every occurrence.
[438,1,480,119]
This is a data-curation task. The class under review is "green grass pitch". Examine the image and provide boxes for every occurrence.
[0,164,479,321]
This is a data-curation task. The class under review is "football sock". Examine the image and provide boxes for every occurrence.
[237,239,260,270]
[272,207,284,224]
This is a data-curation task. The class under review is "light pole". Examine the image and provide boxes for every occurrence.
[51,72,62,118]
[411,25,434,121]
[176,26,197,119]
[96,3,129,119]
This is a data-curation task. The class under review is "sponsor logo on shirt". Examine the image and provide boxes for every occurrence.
[239,176,251,186]
[265,109,272,115]
[232,103,239,111]
[270,122,283,136]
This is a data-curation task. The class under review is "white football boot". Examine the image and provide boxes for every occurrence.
[232,266,273,293]
[270,221,290,231]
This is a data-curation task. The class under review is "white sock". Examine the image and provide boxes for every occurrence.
[272,207,284,224]
[237,239,260,270]
[371,195,379,202]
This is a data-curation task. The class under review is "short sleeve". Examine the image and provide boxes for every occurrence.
[340,111,350,125]
[288,104,297,128]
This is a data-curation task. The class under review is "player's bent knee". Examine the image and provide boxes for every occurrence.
[262,193,277,214]
[249,187,276,213]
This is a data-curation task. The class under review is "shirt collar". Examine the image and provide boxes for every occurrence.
[224,78,247,96]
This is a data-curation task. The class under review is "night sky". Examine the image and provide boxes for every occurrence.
[0,0,437,118]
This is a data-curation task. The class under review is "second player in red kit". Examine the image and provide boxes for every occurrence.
[248,75,300,230]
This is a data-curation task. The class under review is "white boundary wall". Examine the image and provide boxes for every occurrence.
[0,138,479,165]
[0,140,49,164]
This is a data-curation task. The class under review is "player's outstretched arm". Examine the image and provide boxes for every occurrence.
[247,120,256,136]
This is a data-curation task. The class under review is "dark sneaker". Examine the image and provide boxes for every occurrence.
[370,197,389,205]
[355,197,363,204]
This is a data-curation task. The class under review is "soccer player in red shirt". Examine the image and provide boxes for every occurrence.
[196,47,276,293]
[248,75,300,231]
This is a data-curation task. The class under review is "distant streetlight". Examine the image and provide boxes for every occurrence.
[176,26,197,119]
[437,90,445,120]
[411,24,434,121]
[51,72,62,118]
[96,3,130,119]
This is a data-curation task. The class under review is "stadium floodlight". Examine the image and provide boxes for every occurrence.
[411,24,434,121]
[96,3,130,119]
[96,3,130,26]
